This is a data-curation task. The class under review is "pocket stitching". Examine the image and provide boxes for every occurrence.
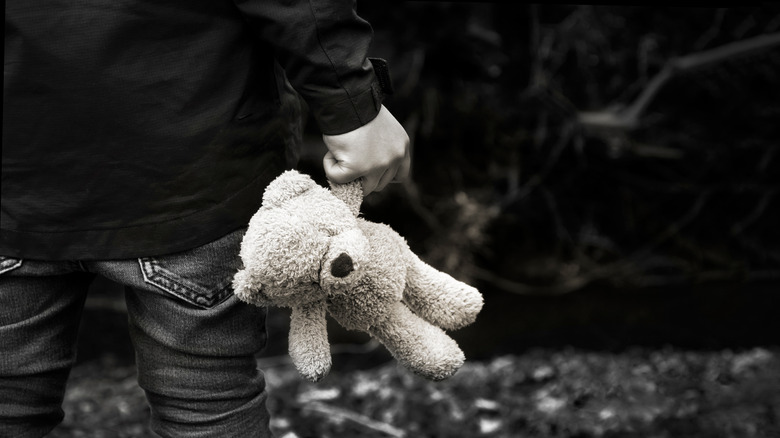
[0,257,23,275]
[138,258,232,309]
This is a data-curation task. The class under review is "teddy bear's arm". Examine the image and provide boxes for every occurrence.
[288,300,332,382]
[402,251,484,331]
[232,268,271,307]
[329,178,363,217]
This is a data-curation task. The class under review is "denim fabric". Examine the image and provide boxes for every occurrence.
[0,228,273,438]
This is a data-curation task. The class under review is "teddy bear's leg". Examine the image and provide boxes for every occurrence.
[403,253,483,331]
[289,301,331,382]
[369,302,465,381]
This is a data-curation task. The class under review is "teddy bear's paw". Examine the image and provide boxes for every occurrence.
[232,269,268,306]
[289,302,332,382]
[443,283,484,330]
[290,348,332,382]
[403,265,484,331]
[410,341,466,381]
[297,361,331,383]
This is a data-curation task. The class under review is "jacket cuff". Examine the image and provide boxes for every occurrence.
[311,58,395,135]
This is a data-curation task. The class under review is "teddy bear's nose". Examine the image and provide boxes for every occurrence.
[330,253,354,278]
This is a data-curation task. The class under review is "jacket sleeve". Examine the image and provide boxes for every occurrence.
[233,0,385,135]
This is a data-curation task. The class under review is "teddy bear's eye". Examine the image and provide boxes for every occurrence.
[330,253,354,278]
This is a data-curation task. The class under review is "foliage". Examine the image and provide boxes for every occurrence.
[266,347,780,438]
[348,4,780,295]
[50,348,780,437]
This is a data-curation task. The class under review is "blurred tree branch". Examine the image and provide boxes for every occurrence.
[303,401,407,438]
[578,32,780,132]
[366,5,779,296]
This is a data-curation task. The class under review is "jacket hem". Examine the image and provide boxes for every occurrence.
[0,152,287,261]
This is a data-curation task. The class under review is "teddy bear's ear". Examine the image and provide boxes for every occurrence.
[329,178,363,217]
[263,170,317,208]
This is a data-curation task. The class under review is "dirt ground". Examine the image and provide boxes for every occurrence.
[49,346,779,438]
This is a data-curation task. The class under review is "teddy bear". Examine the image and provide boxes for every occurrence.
[232,170,483,382]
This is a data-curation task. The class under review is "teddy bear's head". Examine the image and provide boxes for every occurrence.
[233,171,369,307]
[234,170,484,382]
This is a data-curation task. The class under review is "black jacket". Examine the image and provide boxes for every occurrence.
[2,0,386,260]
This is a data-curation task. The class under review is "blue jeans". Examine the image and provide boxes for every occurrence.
[0,229,273,438]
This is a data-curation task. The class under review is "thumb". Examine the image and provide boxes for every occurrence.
[323,151,359,184]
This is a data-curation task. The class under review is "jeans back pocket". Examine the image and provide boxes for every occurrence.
[139,229,246,309]
[0,256,23,275]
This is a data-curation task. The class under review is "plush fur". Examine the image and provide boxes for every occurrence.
[233,170,483,382]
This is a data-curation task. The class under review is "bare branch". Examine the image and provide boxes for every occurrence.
[303,401,407,438]
[733,234,780,265]
[500,121,574,208]
[694,8,727,50]
[467,265,595,296]
[628,191,711,262]
[766,13,780,32]
[627,269,780,288]
[578,32,780,132]
[731,190,776,235]
[669,233,735,269]
[674,32,780,71]
[473,191,718,295]
[470,262,780,296]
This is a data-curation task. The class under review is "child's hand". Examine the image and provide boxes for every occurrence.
[322,105,410,196]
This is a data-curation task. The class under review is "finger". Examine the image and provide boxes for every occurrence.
[323,151,355,184]
[360,172,381,196]
[375,167,397,193]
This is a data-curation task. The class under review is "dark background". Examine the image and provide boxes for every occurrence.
[64,4,780,437]
[80,2,780,365]
[298,2,780,359]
